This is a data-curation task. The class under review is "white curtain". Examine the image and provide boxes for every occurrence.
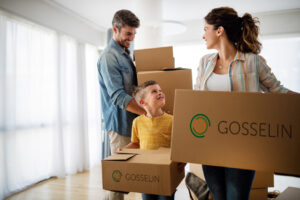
[0,11,101,199]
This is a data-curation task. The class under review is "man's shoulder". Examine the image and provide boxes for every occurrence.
[100,45,119,59]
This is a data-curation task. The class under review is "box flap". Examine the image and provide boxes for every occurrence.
[104,153,136,161]
[118,147,170,155]
[134,46,174,72]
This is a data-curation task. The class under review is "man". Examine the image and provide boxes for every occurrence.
[97,9,145,200]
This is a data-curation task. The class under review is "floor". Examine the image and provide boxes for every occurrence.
[6,164,300,200]
[5,165,190,200]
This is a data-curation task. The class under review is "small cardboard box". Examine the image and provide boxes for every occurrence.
[249,188,268,200]
[134,46,193,113]
[189,163,273,188]
[171,90,300,176]
[102,148,184,196]
[134,46,174,72]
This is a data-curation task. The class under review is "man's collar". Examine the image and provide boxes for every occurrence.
[110,39,128,55]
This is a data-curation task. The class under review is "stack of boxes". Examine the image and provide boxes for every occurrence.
[134,46,192,114]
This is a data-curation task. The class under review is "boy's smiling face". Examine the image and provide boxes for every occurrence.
[141,84,165,109]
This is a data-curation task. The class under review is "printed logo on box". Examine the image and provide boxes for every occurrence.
[190,114,211,138]
[112,170,122,182]
[189,114,292,139]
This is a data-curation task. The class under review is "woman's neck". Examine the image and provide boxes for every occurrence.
[218,40,237,62]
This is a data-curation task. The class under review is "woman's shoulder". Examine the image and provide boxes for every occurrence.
[242,53,267,66]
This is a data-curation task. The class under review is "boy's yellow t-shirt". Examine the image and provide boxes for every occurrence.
[131,113,173,150]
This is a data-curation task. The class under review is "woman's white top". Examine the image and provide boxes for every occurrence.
[206,72,231,91]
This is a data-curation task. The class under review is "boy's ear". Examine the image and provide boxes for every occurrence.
[139,99,145,106]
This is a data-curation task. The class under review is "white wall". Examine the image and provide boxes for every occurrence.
[0,0,105,46]
[162,9,300,46]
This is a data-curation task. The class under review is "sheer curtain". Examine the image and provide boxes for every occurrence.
[0,11,101,199]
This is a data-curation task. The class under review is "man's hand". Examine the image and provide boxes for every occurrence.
[126,98,146,115]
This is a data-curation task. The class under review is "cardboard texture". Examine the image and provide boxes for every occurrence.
[134,46,174,72]
[102,148,184,196]
[189,163,273,188]
[249,188,268,200]
[171,90,300,176]
[276,187,300,200]
[134,46,193,114]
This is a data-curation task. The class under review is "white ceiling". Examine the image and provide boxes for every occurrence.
[48,0,300,30]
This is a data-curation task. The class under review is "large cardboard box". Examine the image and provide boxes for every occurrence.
[189,163,273,188]
[249,188,268,200]
[171,90,300,176]
[134,47,193,114]
[102,148,184,196]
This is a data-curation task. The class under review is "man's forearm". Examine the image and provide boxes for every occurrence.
[125,98,146,115]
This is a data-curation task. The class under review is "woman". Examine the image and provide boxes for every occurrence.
[195,7,295,200]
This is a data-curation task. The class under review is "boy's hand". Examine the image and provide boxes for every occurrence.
[117,147,122,152]
[177,162,186,172]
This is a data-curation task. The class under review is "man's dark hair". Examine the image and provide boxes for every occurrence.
[112,9,140,30]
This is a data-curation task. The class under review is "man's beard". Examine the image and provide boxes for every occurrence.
[116,36,130,49]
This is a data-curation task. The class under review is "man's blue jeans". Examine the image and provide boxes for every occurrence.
[202,165,255,200]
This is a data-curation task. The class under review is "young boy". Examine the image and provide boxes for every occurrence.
[122,80,177,200]
[124,80,172,150]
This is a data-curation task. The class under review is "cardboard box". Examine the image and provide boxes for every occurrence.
[134,46,174,72]
[276,187,300,200]
[252,171,274,188]
[249,188,268,200]
[102,148,184,196]
[134,46,193,114]
[171,90,300,176]
[189,163,273,188]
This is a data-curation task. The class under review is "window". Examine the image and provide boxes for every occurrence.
[0,11,101,199]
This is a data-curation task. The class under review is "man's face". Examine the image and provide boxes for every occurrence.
[113,25,136,49]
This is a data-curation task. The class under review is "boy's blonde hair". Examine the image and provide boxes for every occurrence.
[133,80,158,105]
